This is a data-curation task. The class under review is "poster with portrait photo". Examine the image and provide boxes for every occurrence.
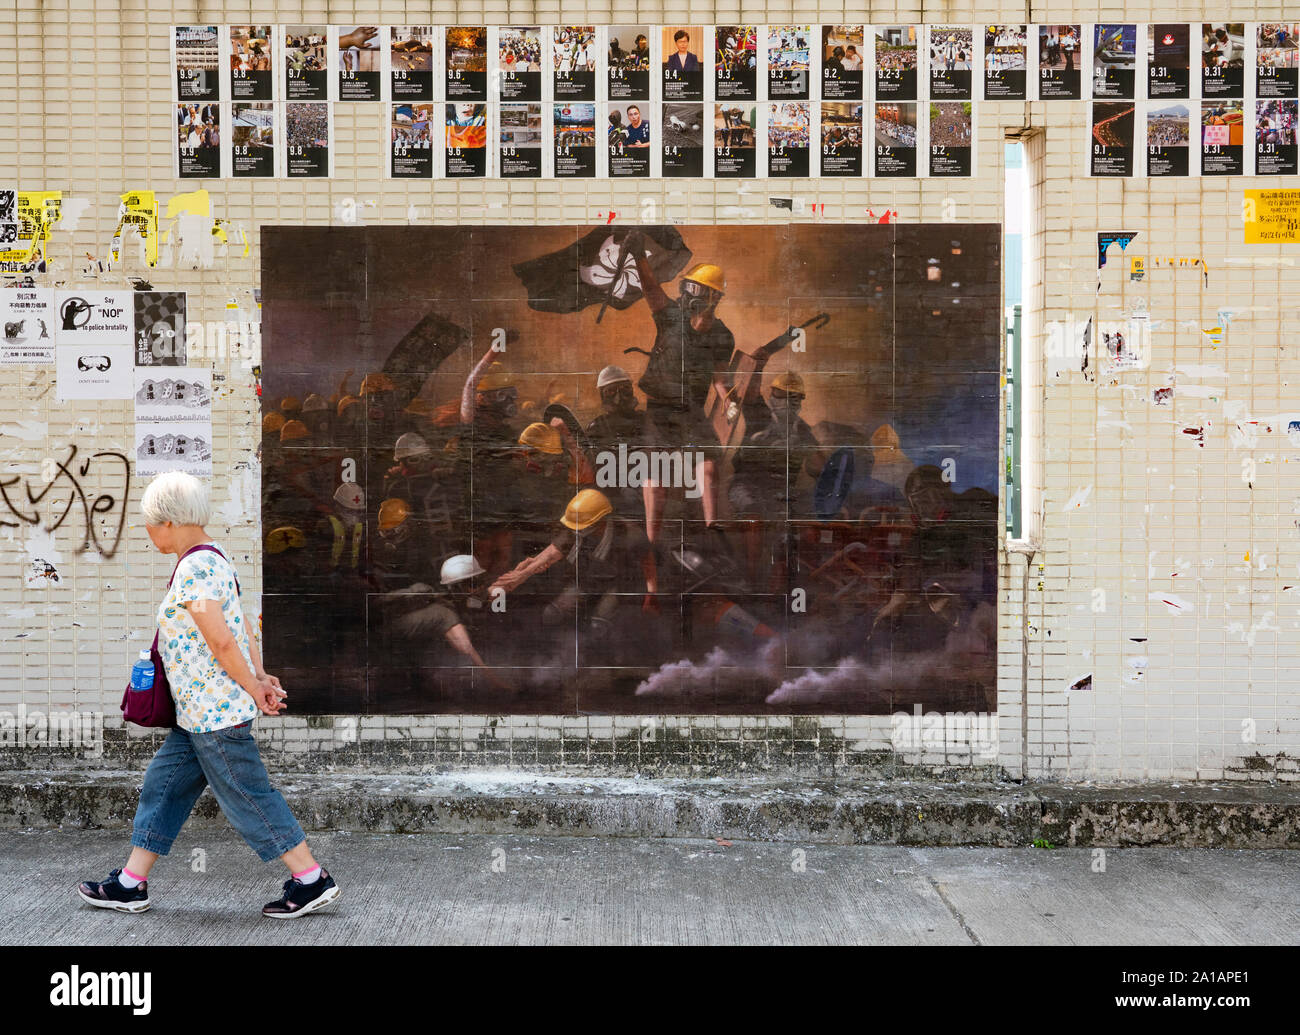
[390,26,434,101]
[661,103,704,177]
[1145,102,1191,177]
[716,26,759,100]
[820,102,862,176]
[1202,23,1245,98]
[929,26,975,99]
[500,103,543,178]
[498,26,542,101]
[1037,25,1082,99]
[1093,24,1137,99]
[1090,101,1135,176]
[1201,99,1244,174]
[446,102,488,177]
[176,102,220,177]
[768,25,812,100]
[1257,23,1299,98]
[873,26,916,100]
[873,102,916,177]
[608,25,651,99]
[286,102,330,177]
[929,101,973,176]
[231,102,275,177]
[983,25,1027,99]
[1148,24,1191,99]
[662,26,704,101]
[134,420,213,478]
[337,26,382,101]
[134,292,187,367]
[607,102,651,177]
[175,25,220,101]
[391,103,434,178]
[768,102,810,177]
[714,104,756,176]
[553,27,597,100]
[229,26,273,100]
[446,26,488,100]
[284,26,329,101]
[553,103,596,177]
[819,25,863,100]
[1256,99,1299,176]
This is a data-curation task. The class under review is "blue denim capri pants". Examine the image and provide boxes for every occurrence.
[130,720,306,863]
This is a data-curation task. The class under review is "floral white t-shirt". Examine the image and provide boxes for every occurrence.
[156,542,259,733]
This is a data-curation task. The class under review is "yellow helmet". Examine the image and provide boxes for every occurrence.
[771,370,806,397]
[266,526,306,554]
[519,422,563,455]
[337,394,361,417]
[476,362,514,392]
[681,263,726,294]
[262,412,287,435]
[378,497,410,531]
[279,395,302,414]
[561,489,613,530]
[279,419,310,443]
[359,372,395,396]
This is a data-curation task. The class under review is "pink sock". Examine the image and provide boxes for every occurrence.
[119,867,146,888]
[293,865,322,884]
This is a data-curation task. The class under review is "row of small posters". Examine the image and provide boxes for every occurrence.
[173,23,1300,106]
[0,288,209,475]
[176,98,974,179]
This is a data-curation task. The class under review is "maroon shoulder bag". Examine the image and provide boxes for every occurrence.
[121,544,240,729]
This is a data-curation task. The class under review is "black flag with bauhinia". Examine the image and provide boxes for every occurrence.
[512,226,692,314]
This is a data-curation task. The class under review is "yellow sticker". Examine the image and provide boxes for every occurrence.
[1244,188,1300,244]
[0,190,61,269]
[112,190,159,267]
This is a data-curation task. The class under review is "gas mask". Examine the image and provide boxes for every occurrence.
[768,391,803,424]
[679,280,718,318]
[600,383,636,416]
[481,387,519,419]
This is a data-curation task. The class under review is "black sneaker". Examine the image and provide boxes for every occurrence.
[77,868,151,913]
[261,868,340,919]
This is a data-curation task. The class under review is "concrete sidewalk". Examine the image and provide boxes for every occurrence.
[4,829,1296,945]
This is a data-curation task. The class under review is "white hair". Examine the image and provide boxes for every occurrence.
[140,471,211,527]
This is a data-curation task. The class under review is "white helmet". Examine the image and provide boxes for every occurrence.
[394,432,431,461]
[333,483,366,510]
[597,364,632,389]
[440,554,486,586]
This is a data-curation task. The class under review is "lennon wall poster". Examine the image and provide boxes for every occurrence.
[261,224,1000,715]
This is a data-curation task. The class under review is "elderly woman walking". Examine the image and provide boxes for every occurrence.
[77,471,340,917]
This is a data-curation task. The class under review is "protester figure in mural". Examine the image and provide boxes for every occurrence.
[619,229,733,550]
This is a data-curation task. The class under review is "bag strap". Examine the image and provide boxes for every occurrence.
[169,543,241,595]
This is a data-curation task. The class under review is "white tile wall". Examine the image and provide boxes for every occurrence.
[1,3,1297,781]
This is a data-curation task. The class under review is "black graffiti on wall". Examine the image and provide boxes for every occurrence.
[0,444,132,557]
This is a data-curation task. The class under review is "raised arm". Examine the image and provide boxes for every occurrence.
[624,230,668,313]
[461,345,498,423]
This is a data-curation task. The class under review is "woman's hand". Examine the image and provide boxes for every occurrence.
[248,676,288,716]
